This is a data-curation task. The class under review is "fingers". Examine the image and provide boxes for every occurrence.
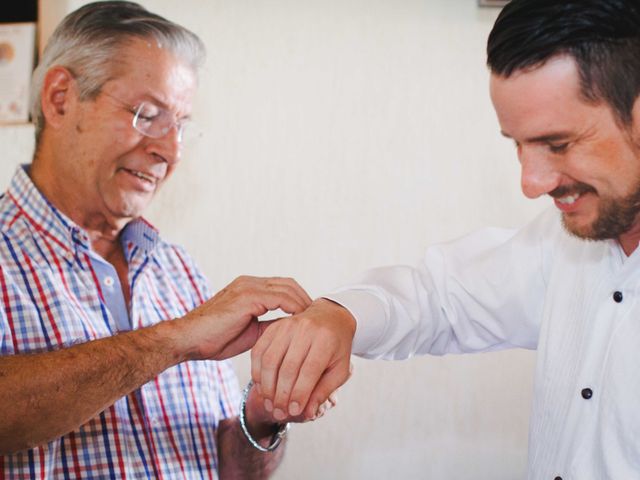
[181,275,312,361]
[230,276,311,316]
[252,319,310,417]
[252,320,313,418]
[250,321,292,409]
[250,323,277,392]
[302,391,338,422]
[262,277,312,313]
[257,333,297,417]
[251,299,356,421]
[280,340,334,417]
[298,358,351,420]
[246,381,339,426]
[313,390,339,420]
[255,327,350,421]
[269,334,314,419]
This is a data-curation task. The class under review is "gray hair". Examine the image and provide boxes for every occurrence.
[30,1,205,146]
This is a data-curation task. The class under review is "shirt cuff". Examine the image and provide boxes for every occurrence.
[322,289,388,357]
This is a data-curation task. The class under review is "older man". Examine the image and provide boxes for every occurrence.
[0,2,319,478]
[253,0,640,478]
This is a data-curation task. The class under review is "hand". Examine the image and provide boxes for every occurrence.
[173,276,312,361]
[250,298,356,421]
[245,384,338,435]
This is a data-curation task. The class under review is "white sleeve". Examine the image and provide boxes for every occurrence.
[325,209,558,360]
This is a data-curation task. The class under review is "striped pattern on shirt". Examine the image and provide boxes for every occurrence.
[0,166,240,479]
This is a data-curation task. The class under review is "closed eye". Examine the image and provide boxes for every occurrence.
[548,142,569,154]
[135,103,161,121]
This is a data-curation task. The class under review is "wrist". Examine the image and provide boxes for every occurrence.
[152,317,193,364]
[314,298,357,337]
[244,383,283,441]
[240,380,289,451]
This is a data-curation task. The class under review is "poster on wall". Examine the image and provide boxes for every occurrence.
[0,22,36,124]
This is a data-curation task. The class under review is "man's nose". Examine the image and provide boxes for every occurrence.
[148,125,182,165]
[519,146,562,199]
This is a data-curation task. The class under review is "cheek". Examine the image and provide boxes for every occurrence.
[603,138,640,178]
[576,137,633,176]
[96,111,142,152]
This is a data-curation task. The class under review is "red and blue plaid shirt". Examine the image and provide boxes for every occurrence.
[0,166,241,479]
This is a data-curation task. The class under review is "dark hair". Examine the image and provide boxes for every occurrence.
[487,0,640,125]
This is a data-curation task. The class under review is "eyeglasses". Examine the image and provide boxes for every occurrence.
[132,102,190,143]
[103,92,191,143]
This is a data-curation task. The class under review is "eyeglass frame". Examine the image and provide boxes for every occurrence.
[101,91,191,144]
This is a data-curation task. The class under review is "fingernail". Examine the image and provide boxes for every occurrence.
[264,399,273,412]
[273,408,286,421]
[289,402,301,416]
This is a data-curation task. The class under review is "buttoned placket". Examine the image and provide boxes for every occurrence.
[70,225,131,333]
[89,254,130,332]
[556,241,636,479]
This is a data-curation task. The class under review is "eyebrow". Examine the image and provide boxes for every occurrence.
[500,131,572,143]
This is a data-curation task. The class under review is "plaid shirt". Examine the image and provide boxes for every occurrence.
[0,166,240,479]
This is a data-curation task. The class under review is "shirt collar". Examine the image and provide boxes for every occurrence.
[121,217,159,256]
[7,165,160,257]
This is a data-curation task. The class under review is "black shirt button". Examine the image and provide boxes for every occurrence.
[554,477,563,480]
[613,291,623,303]
[581,388,593,400]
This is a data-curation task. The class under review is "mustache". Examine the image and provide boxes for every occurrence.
[549,183,596,199]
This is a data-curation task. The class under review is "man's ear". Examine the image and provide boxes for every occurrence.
[40,66,78,129]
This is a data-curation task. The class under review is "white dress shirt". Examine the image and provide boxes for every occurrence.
[327,208,640,479]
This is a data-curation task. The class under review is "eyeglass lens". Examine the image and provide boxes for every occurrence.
[132,102,186,142]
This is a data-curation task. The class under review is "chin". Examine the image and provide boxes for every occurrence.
[561,213,600,240]
[108,196,152,221]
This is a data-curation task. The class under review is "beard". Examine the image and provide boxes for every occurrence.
[555,180,640,240]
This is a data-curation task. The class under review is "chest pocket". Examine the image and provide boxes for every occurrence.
[2,264,112,353]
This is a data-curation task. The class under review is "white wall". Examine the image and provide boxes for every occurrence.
[9,1,552,478]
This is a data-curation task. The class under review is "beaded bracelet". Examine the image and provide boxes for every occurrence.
[239,380,290,452]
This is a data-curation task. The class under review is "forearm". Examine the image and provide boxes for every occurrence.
[217,418,284,480]
[0,320,182,454]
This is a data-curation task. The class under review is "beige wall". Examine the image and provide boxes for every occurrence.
[4,1,551,478]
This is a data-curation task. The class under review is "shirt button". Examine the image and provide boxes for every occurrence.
[554,477,563,480]
[581,388,593,400]
[104,276,115,287]
[613,291,623,303]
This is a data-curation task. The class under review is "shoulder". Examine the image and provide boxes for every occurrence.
[154,239,202,273]
[0,192,21,236]
[430,208,563,264]
[0,194,36,267]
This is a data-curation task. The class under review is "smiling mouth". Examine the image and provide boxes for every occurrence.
[550,183,597,205]
[123,168,157,184]
[556,193,580,205]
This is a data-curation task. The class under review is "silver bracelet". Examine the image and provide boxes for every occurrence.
[239,380,290,452]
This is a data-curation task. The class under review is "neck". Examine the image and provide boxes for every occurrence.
[617,218,640,256]
[88,230,122,263]
[85,220,125,260]
[618,233,640,256]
